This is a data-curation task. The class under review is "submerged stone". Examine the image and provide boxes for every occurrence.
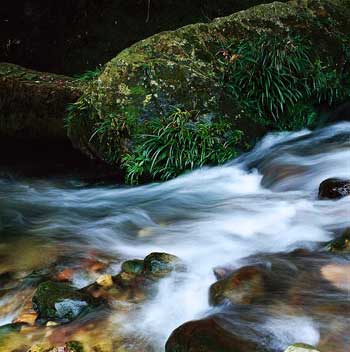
[209,266,268,306]
[318,178,350,200]
[32,281,100,324]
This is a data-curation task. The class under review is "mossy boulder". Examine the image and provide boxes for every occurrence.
[318,178,350,199]
[69,0,350,168]
[165,318,267,352]
[32,281,101,324]
[0,63,82,141]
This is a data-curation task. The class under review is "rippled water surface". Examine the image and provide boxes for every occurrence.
[0,123,349,351]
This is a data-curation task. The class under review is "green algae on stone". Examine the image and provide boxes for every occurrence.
[32,281,100,324]
[121,259,144,275]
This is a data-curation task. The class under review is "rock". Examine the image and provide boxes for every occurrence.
[321,263,350,291]
[32,281,101,324]
[0,63,82,141]
[68,0,350,167]
[284,343,320,352]
[121,259,144,275]
[0,323,22,336]
[165,318,266,352]
[46,321,60,327]
[326,228,350,252]
[96,274,114,289]
[209,266,268,306]
[213,267,232,280]
[143,252,182,278]
[318,178,350,199]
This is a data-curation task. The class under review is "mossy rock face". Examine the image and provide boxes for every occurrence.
[165,318,267,352]
[32,281,100,324]
[69,0,350,167]
[0,63,82,141]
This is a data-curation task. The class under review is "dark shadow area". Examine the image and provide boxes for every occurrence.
[0,137,120,183]
[0,0,276,74]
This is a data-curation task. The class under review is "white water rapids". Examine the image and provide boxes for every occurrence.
[0,122,349,351]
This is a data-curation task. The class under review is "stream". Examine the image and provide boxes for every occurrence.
[0,122,349,351]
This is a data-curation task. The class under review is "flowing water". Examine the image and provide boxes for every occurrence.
[0,122,349,351]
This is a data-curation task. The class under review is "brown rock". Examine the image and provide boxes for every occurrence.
[165,318,266,352]
[209,266,268,306]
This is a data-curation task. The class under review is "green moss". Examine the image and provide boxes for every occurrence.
[32,281,100,324]
[143,252,182,279]
[121,259,144,274]
[66,341,84,352]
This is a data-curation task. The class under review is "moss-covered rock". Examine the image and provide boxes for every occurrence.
[69,0,350,174]
[143,252,182,278]
[284,343,320,352]
[32,281,100,324]
[0,63,82,141]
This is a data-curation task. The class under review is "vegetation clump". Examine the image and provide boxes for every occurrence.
[122,108,246,183]
[217,33,350,130]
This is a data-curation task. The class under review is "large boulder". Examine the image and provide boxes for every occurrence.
[68,0,350,168]
[165,318,266,352]
[0,63,82,141]
[318,178,350,199]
